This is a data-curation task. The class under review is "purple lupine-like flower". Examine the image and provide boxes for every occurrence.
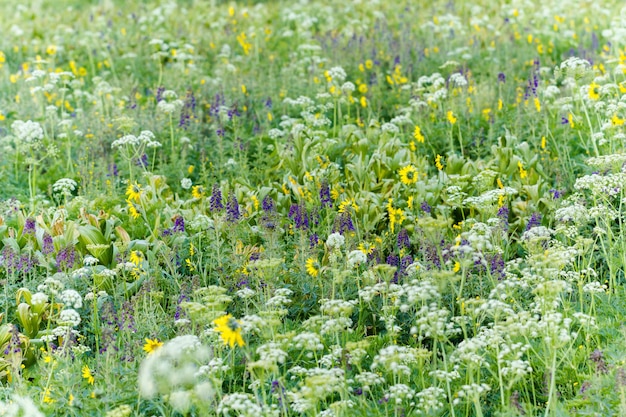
[490,253,506,280]
[100,300,118,353]
[23,218,36,235]
[119,301,137,333]
[498,72,506,83]
[289,203,309,229]
[226,194,241,222]
[56,246,76,270]
[210,183,224,212]
[174,293,189,321]
[178,89,196,128]
[172,216,185,233]
[387,254,399,267]
[320,180,332,208]
[42,233,54,255]
[155,86,165,102]
[4,325,21,355]
[17,254,36,274]
[561,116,569,124]
[216,128,225,137]
[227,106,241,120]
[550,189,563,199]
[420,201,432,214]
[334,211,354,234]
[135,153,149,168]
[397,229,410,250]
[264,97,273,109]
[525,212,542,231]
[309,233,319,248]
[497,205,509,230]
[108,163,119,177]
[262,195,275,212]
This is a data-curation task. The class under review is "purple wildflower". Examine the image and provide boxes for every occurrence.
[320,180,332,208]
[397,229,410,250]
[56,246,76,271]
[525,212,542,231]
[289,203,309,229]
[42,233,55,255]
[226,194,241,222]
[309,233,319,248]
[498,72,506,83]
[23,218,36,235]
[210,183,224,212]
[262,195,275,212]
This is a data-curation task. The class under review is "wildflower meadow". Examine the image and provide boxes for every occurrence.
[2,0,626,415]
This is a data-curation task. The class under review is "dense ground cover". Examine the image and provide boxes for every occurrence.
[2,0,626,415]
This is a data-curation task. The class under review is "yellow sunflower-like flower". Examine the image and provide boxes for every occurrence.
[143,338,163,354]
[588,82,600,100]
[398,165,418,185]
[212,314,245,348]
[192,185,204,199]
[126,182,142,203]
[446,110,457,124]
[413,125,425,143]
[305,257,319,277]
[127,199,141,219]
[82,365,95,385]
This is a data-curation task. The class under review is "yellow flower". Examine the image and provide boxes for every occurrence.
[305,258,319,277]
[435,154,444,171]
[388,204,405,233]
[82,365,95,385]
[143,338,163,354]
[43,388,55,404]
[129,250,143,266]
[398,165,418,185]
[413,125,425,143]
[446,110,457,124]
[588,82,600,100]
[533,97,541,112]
[126,182,142,203]
[46,45,57,55]
[212,314,245,348]
[127,199,140,219]
[453,261,461,273]
[518,161,528,179]
[192,185,204,199]
[612,114,625,126]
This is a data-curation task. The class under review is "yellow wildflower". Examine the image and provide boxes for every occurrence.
[305,258,319,277]
[212,314,245,348]
[435,154,443,171]
[192,185,204,199]
[143,338,163,354]
[82,365,95,385]
[588,82,600,100]
[446,110,457,124]
[413,125,425,143]
[398,165,418,185]
[126,182,142,203]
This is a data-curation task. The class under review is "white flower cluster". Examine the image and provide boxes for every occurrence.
[347,250,367,268]
[138,334,212,404]
[320,299,356,317]
[217,393,277,417]
[0,395,45,417]
[60,289,83,308]
[12,120,44,143]
[111,130,161,149]
[384,383,416,405]
[326,232,345,250]
[371,345,420,376]
[58,308,81,327]
[52,178,78,195]
[37,277,64,296]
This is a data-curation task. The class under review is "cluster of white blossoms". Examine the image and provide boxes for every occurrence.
[12,120,44,143]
